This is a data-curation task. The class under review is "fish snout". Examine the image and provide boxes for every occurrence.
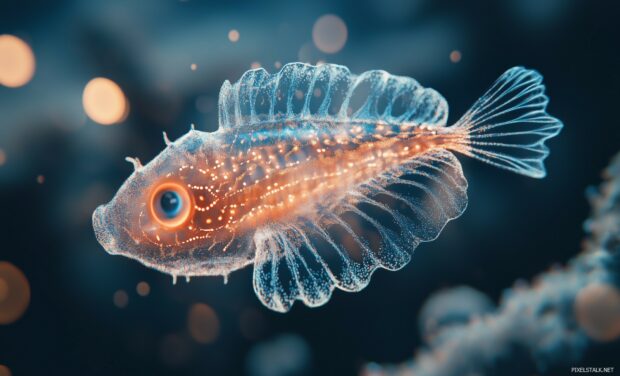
[92,205,120,255]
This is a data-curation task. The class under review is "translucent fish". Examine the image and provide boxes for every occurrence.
[92,63,562,312]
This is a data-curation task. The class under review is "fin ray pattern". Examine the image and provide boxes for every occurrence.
[252,149,468,312]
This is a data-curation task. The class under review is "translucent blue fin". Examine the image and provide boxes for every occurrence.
[452,67,563,178]
[218,62,449,133]
[252,150,468,312]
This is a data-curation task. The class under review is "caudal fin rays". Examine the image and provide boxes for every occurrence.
[450,66,563,178]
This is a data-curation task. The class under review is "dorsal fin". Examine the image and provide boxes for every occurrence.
[218,63,448,132]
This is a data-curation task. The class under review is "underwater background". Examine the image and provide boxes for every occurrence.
[1,0,620,375]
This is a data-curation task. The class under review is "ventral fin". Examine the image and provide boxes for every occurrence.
[252,149,468,312]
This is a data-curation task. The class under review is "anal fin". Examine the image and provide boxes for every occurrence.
[252,149,468,312]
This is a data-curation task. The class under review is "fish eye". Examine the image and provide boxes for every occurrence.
[160,191,182,218]
[149,182,193,228]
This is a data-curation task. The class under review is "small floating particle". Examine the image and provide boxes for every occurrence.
[36,175,45,184]
[190,63,197,71]
[187,303,219,344]
[136,281,150,297]
[450,50,462,63]
[228,29,240,43]
[113,289,129,308]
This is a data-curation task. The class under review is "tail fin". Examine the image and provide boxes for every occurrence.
[450,67,563,178]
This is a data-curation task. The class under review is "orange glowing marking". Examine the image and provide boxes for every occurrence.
[92,63,561,315]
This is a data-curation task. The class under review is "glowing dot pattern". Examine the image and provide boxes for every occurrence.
[93,64,562,314]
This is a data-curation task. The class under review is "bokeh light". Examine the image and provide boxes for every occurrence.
[419,285,494,344]
[113,289,129,308]
[297,42,322,64]
[0,365,12,376]
[36,175,45,184]
[187,303,219,344]
[450,50,462,63]
[0,279,7,300]
[228,29,240,43]
[239,308,266,340]
[246,334,311,376]
[0,34,35,88]
[575,282,620,342]
[82,78,128,125]
[312,14,348,54]
[160,333,192,367]
[136,281,150,297]
[0,262,31,325]
[0,1,617,375]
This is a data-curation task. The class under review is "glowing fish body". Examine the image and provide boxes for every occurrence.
[93,63,562,312]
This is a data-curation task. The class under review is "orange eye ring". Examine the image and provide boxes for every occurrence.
[148,181,194,229]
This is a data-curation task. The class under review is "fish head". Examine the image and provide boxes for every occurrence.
[92,130,253,276]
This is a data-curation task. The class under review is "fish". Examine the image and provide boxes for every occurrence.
[92,63,563,312]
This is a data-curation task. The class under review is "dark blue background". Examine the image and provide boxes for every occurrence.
[1,0,619,375]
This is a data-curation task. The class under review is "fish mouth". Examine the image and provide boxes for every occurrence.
[92,205,121,255]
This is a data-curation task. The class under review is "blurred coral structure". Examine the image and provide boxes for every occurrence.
[362,153,620,376]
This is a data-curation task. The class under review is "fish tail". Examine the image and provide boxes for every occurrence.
[447,67,563,178]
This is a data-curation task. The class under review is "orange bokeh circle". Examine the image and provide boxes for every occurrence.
[0,262,30,325]
[148,181,193,229]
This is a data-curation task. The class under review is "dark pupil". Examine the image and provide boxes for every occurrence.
[160,191,182,218]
